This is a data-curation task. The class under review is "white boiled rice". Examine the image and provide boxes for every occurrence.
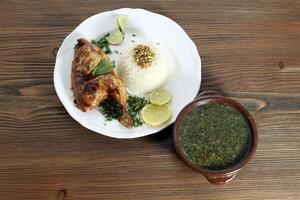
[116,42,170,97]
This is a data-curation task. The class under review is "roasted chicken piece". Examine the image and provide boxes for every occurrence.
[72,38,133,128]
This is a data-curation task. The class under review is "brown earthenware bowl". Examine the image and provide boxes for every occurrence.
[173,91,258,185]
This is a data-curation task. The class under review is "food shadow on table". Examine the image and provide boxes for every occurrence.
[148,124,176,153]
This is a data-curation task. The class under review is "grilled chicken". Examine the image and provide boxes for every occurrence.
[72,38,133,128]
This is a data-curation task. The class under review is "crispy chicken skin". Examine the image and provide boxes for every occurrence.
[72,38,133,128]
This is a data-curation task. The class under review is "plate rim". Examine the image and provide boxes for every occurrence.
[53,8,201,139]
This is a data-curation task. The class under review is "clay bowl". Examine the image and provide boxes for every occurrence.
[173,91,258,185]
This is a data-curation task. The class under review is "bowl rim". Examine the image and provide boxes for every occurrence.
[173,94,258,177]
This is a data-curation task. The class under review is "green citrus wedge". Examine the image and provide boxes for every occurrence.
[149,89,172,105]
[106,29,124,45]
[117,15,128,33]
[141,104,172,127]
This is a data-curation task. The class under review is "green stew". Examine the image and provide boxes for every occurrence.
[179,103,251,170]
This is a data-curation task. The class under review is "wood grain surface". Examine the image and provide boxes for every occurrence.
[1,0,300,199]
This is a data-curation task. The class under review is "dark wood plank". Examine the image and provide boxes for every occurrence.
[0,0,300,199]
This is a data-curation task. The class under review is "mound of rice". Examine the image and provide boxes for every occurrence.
[116,42,170,97]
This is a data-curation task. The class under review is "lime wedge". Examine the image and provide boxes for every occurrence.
[149,89,172,105]
[141,104,172,127]
[106,29,124,45]
[117,15,128,33]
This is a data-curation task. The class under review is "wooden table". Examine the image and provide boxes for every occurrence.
[1,1,300,199]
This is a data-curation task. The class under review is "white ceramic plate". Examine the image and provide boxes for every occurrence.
[54,8,201,139]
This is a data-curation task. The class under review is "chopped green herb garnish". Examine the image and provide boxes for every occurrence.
[92,60,115,76]
[99,95,148,127]
[99,97,123,121]
[132,34,136,37]
[131,40,135,43]
[114,50,119,54]
[92,34,112,54]
[127,96,148,127]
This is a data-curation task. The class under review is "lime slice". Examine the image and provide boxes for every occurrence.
[141,104,172,127]
[149,89,172,105]
[106,29,124,45]
[117,15,128,33]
